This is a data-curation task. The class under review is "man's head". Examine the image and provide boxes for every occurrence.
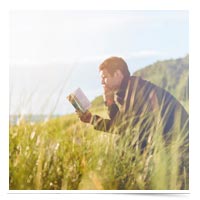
[99,57,130,91]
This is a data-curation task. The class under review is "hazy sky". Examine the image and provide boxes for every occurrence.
[10,10,189,115]
[10,10,188,65]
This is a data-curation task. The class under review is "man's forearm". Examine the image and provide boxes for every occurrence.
[89,100,119,132]
[90,115,112,132]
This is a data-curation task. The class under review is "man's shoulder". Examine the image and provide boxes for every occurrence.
[130,75,152,84]
[129,75,174,99]
[130,75,164,91]
[130,76,183,105]
[129,75,155,89]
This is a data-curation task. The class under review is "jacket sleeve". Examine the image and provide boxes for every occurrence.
[90,115,112,132]
[90,103,119,132]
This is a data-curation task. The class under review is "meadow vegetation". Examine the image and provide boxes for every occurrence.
[9,100,189,190]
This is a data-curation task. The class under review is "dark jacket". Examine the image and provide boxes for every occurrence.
[91,76,189,137]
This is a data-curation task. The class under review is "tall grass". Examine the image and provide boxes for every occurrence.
[9,103,189,190]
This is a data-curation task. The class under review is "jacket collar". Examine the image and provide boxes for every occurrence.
[115,76,130,105]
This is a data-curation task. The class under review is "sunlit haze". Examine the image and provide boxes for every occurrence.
[10,10,188,115]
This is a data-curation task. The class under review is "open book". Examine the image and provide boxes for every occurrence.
[67,88,91,113]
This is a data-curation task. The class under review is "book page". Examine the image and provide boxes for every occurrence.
[67,88,91,113]
[74,88,91,112]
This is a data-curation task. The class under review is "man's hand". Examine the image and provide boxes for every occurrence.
[76,110,92,123]
[103,87,114,106]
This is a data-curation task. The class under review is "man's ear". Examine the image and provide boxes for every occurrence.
[114,69,124,79]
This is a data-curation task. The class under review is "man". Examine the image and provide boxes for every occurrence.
[77,56,189,188]
[78,57,188,134]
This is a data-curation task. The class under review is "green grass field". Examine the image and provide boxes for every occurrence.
[9,104,189,190]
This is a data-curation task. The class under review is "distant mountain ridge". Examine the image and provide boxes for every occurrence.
[92,55,189,110]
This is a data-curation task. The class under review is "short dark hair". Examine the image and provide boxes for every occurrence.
[99,56,130,77]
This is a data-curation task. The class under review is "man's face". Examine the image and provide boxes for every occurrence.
[100,69,123,91]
